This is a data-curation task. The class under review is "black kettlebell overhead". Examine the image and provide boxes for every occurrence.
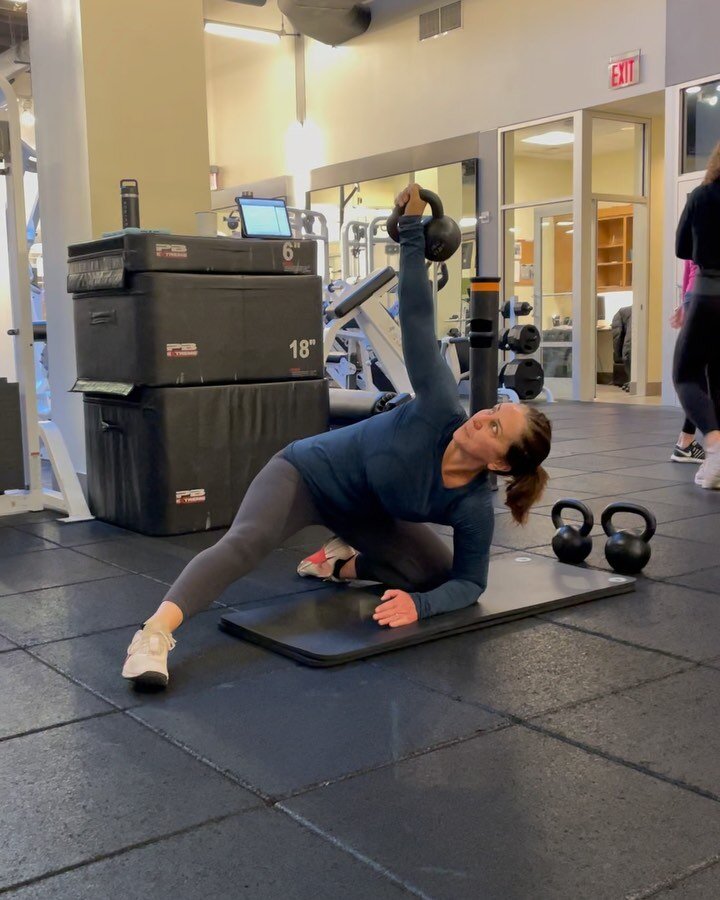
[551,499,594,565]
[386,188,462,262]
[601,502,657,576]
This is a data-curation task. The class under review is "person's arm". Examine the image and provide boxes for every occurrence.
[397,216,462,415]
[411,511,491,618]
[676,193,695,260]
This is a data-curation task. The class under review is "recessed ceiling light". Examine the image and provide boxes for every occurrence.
[204,21,281,44]
[508,227,518,233]
[522,131,574,147]
[565,229,574,234]
[556,221,573,226]
[686,86,702,95]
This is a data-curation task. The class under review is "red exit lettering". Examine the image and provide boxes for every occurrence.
[609,52,640,89]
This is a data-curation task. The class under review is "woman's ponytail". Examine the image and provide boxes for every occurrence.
[506,466,550,524]
[502,407,552,524]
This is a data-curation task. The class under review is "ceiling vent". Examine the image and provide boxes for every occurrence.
[419,1,462,41]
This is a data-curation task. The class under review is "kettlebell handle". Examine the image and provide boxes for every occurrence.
[390,188,444,222]
[551,499,594,537]
[601,502,656,542]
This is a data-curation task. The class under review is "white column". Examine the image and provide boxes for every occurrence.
[27,0,92,472]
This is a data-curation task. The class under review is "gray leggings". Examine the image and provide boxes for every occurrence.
[165,455,453,620]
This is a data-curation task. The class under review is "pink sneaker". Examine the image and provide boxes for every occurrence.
[297,537,357,582]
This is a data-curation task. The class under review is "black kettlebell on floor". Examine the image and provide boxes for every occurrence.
[601,502,657,575]
[551,499,594,565]
[386,188,462,262]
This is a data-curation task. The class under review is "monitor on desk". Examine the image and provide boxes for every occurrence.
[596,295,606,322]
[236,197,293,239]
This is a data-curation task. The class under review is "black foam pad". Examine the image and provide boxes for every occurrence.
[220,553,634,666]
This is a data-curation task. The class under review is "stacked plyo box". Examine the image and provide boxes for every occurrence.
[69,232,328,535]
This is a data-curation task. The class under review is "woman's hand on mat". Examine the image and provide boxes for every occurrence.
[670,305,685,329]
[395,183,426,217]
[373,590,419,627]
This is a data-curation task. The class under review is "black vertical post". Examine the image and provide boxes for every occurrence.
[468,276,500,415]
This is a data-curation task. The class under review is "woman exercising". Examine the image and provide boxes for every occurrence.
[122,184,552,689]
[673,141,720,489]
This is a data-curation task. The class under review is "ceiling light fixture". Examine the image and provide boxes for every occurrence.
[459,217,477,228]
[204,21,281,44]
[556,221,573,227]
[20,104,34,128]
[685,86,702,95]
[521,130,574,147]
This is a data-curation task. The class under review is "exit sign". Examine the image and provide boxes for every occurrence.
[609,50,641,89]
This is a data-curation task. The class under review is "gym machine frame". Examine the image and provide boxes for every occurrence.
[0,74,91,522]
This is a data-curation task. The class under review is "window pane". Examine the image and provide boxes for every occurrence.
[683,79,720,174]
[592,119,644,195]
[503,118,574,204]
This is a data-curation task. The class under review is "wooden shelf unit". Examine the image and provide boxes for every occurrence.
[596,204,633,291]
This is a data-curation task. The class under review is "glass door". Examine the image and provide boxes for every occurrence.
[533,203,574,399]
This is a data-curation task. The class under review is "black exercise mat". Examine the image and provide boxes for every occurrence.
[220,553,635,666]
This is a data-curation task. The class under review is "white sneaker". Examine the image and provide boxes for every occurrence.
[122,626,176,689]
[699,445,720,489]
[297,537,357,582]
[695,462,706,486]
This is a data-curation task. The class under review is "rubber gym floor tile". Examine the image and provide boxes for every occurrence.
[0,633,16,651]
[0,510,61,527]
[0,528,56,556]
[0,714,256,891]
[74,536,196,574]
[375,619,683,718]
[665,566,720,595]
[509,485,595,511]
[544,453,650,473]
[6,808,409,900]
[549,471,683,496]
[613,461,695,482]
[527,532,717,579]
[534,493,706,525]
[657,512,720,544]
[134,663,505,797]
[549,435,671,457]
[491,511,595,551]
[32,608,293,709]
[0,574,170,646]
[539,667,720,798]
[0,650,111,738]
[542,580,720,661]
[12,518,132,547]
[652,863,720,898]
[0,548,125,597]
[284,725,720,900]
[597,444,686,463]
[628,483,720,512]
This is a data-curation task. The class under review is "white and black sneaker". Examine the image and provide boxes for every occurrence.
[671,440,705,464]
[297,537,357,582]
[122,625,176,690]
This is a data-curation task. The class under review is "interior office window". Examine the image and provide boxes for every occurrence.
[683,78,720,174]
[503,118,574,205]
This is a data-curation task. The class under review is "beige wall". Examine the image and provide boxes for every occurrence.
[80,0,210,235]
[205,0,666,182]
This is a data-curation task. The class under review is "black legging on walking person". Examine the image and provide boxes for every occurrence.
[673,272,720,436]
[163,454,452,621]
[681,418,696,436]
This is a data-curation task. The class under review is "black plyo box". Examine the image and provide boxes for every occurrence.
[73,272,323,386]
[67,233,317,292]
[80,379,329,536]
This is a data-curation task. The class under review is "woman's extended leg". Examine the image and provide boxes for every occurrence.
[673,276,720,487]
[122,455,321,687]
[671,417,705,463]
